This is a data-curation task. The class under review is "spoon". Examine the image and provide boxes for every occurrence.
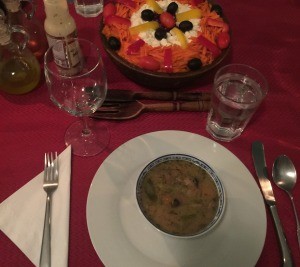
[272,155,299,250]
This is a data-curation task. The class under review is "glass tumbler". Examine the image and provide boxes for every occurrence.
[206,64,268,142]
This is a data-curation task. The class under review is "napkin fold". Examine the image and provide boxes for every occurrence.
[0,146,72,267]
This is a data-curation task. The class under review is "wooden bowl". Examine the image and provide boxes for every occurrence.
[99,15,230,90]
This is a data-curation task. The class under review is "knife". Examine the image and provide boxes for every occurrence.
[105,89,211,102]
[252,141,293,267]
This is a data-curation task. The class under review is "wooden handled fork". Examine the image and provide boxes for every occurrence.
[91,100,211,120]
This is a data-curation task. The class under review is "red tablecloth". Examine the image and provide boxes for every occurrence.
[1,0,300,266]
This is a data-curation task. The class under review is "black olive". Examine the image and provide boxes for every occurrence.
[108,36,121,51]
[171,198,180,207]
[141,9,155,21]
[167,2,178,15]
[154,27,167,40]
[211,4,223,17]
[187,58,203,70]
[178,20,193,32]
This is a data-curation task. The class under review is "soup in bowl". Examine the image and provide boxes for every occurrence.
[136,154,225,238]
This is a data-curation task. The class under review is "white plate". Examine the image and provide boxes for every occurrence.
[87,130,266,267]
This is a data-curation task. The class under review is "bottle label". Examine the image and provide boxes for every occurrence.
[46,32,82,70]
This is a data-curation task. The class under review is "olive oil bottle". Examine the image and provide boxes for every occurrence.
[0,20,40,94]
[3,0,48,61]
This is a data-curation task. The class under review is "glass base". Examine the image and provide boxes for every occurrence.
[65,119,109,157]
[206,121,242,142]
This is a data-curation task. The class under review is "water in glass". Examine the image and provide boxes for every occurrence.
[206,73,264,141]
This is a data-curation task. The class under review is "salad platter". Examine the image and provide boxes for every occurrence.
[99,0,231,89]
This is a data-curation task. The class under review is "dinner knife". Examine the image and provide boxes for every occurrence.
[105,89,211,102]
[252,141,293,267]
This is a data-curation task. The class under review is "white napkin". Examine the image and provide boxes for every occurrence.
[0,146,72,267]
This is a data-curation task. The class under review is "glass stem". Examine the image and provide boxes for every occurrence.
[81,116,91,136]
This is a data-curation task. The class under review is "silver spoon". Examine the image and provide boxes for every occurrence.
[272,155,299,250]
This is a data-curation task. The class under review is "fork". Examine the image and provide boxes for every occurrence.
[91,100,210,120]
[39,152,59,267]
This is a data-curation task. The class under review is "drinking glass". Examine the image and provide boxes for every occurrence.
[206,64,268,142]
[74,0,103,17]
[44,38,109,156]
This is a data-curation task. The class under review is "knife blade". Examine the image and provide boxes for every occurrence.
[252,141,293,267]
[105,89,211,102]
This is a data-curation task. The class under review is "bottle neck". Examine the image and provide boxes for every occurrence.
[44,0,70,19]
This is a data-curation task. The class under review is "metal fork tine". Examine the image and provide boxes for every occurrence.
[44,153,47,180]
[50,152,54,181]
[54,152,58,182]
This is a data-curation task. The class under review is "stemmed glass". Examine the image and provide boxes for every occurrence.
[44,38,109,156]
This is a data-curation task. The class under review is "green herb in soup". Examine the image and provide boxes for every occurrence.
[138,159,219,236]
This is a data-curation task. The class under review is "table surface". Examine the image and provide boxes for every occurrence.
[1,0,300,266]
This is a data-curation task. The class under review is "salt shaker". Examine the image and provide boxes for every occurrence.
[43,0,82,75]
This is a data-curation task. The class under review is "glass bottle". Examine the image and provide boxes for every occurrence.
[3,0,48,61]
[43,0,82,75]
[0,21,41,94]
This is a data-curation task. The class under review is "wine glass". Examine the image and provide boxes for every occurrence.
[44,38,109,156]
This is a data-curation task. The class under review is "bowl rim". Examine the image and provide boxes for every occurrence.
[136,153,226,239]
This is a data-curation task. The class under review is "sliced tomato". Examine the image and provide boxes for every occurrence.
[105,15,131,27]
[103,3,116,20]
[164,48,173,73]
[217,32,230,49]
[139,56,160,71]
[206,18,229,33]
[127,39,145,55]
[197,35,221,58]
[159,12,176,29]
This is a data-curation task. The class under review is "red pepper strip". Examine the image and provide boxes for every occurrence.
[105,15,131,27]
[192,0,205,6]
[115,0,136,8]
[206,18,229,33]
[127,39,145,55]
[164,48,173,73]
[103,3,117,21]
[197,35,221,58]
[139,56,160,71]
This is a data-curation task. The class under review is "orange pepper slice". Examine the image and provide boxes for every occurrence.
[129,21,159,35]
[146,0,163,14]
[170,28,187,49]
[176,9,202,22]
